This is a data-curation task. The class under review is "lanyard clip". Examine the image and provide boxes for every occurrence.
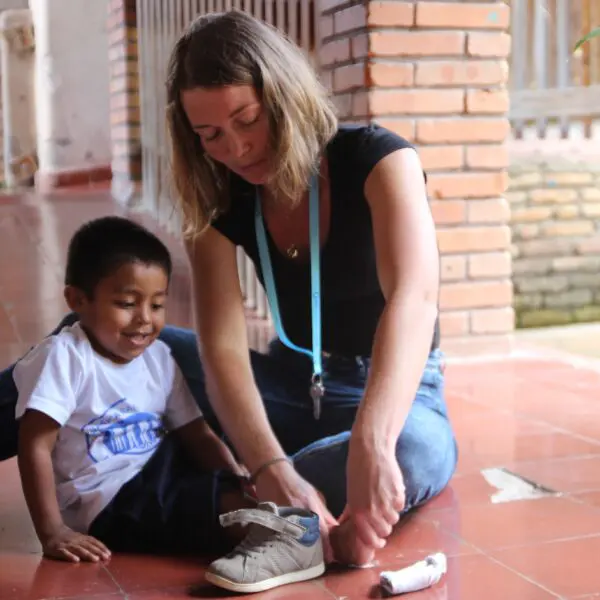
[310,373,325,420]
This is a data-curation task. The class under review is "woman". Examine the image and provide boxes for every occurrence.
[161,10,457,565]
[0,10,457,566]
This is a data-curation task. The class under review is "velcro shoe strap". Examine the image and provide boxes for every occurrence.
[219,509,306,539]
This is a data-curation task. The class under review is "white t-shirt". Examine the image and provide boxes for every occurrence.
[14,323,202,533]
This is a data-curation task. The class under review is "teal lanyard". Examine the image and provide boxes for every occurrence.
[254,174,324,419]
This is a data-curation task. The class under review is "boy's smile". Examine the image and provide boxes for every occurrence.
[65,261,169,364]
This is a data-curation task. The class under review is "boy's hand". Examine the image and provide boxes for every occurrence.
[42,525,111,563]
[18,410,111,563]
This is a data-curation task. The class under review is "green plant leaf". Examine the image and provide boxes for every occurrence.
[575,27,600,51]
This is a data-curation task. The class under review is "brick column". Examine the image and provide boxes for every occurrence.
[107,0,141,202]
[318,0,513,337]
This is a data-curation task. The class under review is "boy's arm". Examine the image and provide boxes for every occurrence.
[165,361,246,476]
[174,417,247,476]
[18,409,64,540]
[18,409,111,563]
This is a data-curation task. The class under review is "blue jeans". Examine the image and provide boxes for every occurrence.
[160,324,458,518]
[1,315,458,519]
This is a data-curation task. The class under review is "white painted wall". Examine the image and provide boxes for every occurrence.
[29,0,111,175]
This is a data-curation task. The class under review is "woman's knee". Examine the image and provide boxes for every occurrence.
[293,432,350,517]
[396,408,458,510]
[157,326,215,416]
[158,326,202,373]
[158,324,198,349]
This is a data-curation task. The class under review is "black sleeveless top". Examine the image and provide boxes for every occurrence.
[212,124,440,357]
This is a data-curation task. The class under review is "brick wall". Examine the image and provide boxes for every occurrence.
[510,154,600,328]
[107,0,141,200]
[318,0,513,337]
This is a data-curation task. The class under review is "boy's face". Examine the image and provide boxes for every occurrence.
[65,261,169,364]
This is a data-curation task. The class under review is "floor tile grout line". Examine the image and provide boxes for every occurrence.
[46,593,125,600]
[568,494,600,507]
[457,453,600,475]
[101,562,128,597]
[380,524,565,599]
[422,490,600,513]
[415,519,485,558]
[490,530,600,551]
[442,463,600,502]
[449,391,600,447]
[390,511,486,560]
[508,452,600,467]
[417,511,600,553]
[420,529,565,599]
[447,465,600,483]
[313,578,340,599]
[483,552,564,599]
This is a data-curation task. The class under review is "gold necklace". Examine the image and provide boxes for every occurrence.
[286,244,299,259]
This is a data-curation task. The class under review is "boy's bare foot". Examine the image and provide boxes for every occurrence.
[330,518,375,566]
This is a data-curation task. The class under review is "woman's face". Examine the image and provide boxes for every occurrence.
[181,84,272,184]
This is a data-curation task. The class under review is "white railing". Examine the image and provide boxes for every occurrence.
[136,0,317,320]
[0,8,36,186]
[509,0,600,140]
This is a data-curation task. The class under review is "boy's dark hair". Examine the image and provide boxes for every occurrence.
[65,216,173,297]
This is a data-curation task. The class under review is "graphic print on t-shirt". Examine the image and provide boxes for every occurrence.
[82,398,165,463]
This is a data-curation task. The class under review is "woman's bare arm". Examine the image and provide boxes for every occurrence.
[185,226,287,474]
[185,226,338,556]
[341,147,439,554]
[356,147,439,448]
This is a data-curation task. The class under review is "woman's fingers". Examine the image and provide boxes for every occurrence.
[354,513,386,549]
[307,491,337,562]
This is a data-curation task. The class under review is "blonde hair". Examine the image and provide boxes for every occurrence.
[166,11,338,237]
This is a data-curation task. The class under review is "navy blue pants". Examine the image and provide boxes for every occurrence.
[89,435,221,554]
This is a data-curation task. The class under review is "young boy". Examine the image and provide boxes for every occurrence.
[13,216,248,563]
[13,216,325,594]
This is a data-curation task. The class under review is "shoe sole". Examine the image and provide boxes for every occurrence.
[205,562,326,594]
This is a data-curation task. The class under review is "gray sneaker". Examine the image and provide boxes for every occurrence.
[205,502,325,594]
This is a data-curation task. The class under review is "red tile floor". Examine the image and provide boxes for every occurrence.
[1,190,600,599]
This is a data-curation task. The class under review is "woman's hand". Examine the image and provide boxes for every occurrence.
[345,436,405,550]
[254,460,338,561]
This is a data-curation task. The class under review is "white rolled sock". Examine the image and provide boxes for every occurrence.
[379,553,447,595]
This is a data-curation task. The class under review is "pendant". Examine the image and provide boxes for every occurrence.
[286,244,299,259]
[310,375,325,420]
